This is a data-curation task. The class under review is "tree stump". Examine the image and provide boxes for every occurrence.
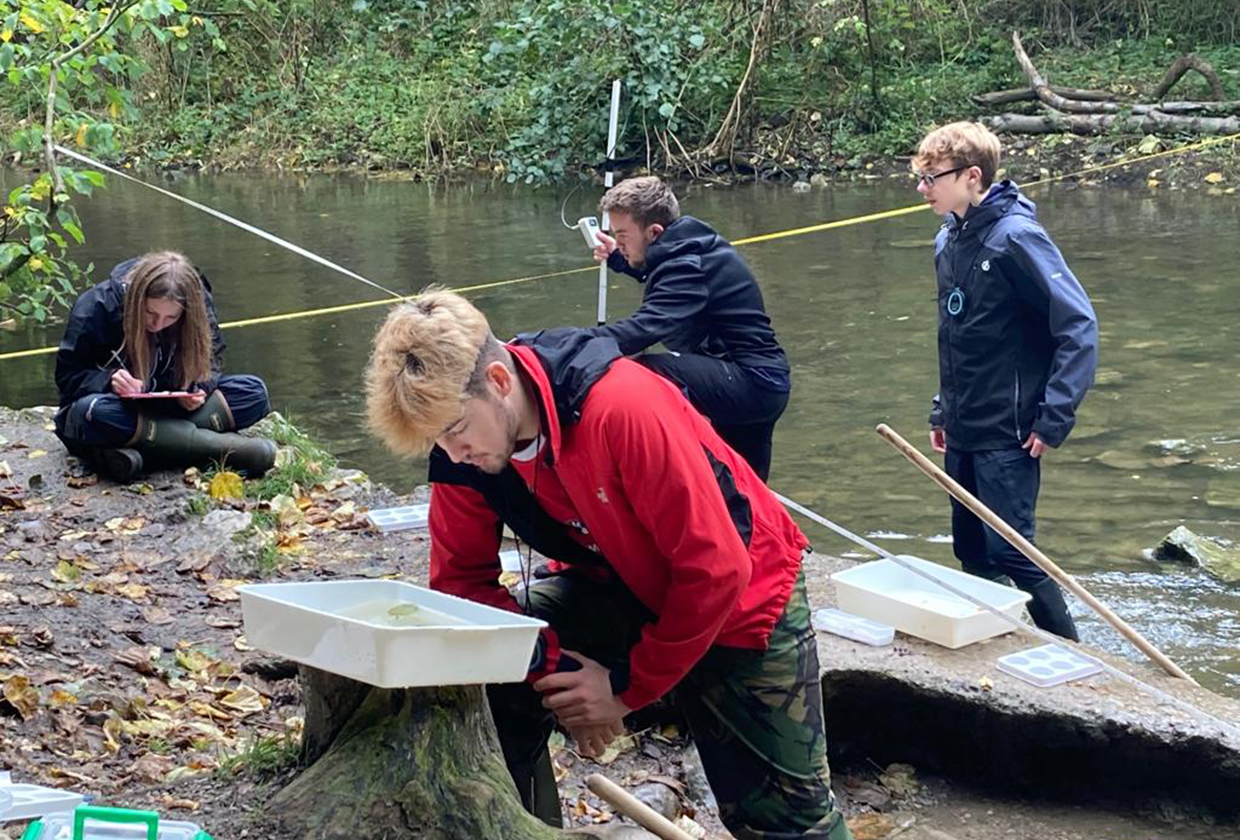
[268,666,599,840]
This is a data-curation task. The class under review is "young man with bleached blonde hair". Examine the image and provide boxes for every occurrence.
[913,121,1098,640]
[365,291,853,840]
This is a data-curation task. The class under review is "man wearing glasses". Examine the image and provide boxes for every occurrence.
[913,121,1098,640]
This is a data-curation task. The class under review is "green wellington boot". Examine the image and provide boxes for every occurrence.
[133,416,277,477]
[184,390,235,432]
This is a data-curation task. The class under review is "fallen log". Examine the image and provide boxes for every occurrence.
[971,86,1115,107]
[1151,53,1224,102]
[1011,32,1122,114]
[986,110,1240,136]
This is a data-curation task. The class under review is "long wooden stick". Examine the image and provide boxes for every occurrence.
[875,423,1197,684]
[586,773,695,840]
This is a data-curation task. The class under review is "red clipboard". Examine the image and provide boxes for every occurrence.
[120,391,197,400]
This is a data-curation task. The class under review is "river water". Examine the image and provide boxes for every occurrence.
[1,170,1237,697]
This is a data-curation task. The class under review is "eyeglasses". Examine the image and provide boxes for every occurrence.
[916,165,970,187]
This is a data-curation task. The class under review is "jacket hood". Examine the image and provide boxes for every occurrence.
[643,216,721,271]
[946,180,1036,237]
[510,327,622,464]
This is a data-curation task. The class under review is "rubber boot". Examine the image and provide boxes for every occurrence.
[133,416,277,478]
[1022,577,1080,641]
[94,448,145,484]
[184,390,235,432]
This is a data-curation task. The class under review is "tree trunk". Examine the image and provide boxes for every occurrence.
[268,667,599,840]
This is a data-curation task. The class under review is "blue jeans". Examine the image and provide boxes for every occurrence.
[54,374,270,453]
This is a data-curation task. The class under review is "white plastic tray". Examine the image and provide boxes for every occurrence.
[367,504,430,533]
[831,555,1031,649]
[997,644,1103,687]
[813,607,894,646]
[238,580,546,688]
[0,781,83,822]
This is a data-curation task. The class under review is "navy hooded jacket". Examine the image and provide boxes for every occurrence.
[589,215,790,391]
[930,181,1097,451]
[54,258,226,407]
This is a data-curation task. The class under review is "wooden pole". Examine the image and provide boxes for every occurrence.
[875,423,1197,684]
[586,774,695,840]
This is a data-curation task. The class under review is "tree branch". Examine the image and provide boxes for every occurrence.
[43,1,140,197]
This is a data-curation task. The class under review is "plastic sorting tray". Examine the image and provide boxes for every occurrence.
[20,806,211,840]
[997,644,1104,688]
[831,555,1032,649]
[367,504,430,533]
[813,608,894,646]
[238,579,546,688]
[0,781,83,822]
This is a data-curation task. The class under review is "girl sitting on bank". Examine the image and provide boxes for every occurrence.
[53,250,276,482]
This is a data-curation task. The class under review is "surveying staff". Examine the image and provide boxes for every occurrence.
[588,176,790,481]
[365,291,852,840]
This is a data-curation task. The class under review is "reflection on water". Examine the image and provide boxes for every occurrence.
[1,170,1238,695]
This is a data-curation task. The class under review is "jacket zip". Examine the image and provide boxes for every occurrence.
[1013,371,1022,441]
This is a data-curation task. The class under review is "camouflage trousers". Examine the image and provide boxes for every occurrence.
[487,568,853,840]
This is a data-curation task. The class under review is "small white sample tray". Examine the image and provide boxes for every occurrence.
[997,643,1103,687]
[367,504,430,532]
[238,579,546,688]
[813,608,894,646]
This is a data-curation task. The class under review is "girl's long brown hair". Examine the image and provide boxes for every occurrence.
[121,251,212,388]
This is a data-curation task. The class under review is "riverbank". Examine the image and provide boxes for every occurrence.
[2,406,1237,839]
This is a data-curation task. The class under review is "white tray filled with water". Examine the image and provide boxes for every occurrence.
[831,555,1032,649]
[238,580,546,688]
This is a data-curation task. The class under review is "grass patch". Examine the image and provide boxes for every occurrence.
[246,414,337,503]
[220,734,300,780]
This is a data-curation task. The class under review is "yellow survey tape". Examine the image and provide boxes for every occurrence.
[2,130,1237,364]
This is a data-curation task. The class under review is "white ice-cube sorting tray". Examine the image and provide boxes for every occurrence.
[367,504,430,533]
[22,812,210,840]
[238,579,546,688]
[831,555,1032,649]
[996,644,1103,688]
[813,607,894,646]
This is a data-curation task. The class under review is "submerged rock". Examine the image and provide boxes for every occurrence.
[1154,525,1240,584]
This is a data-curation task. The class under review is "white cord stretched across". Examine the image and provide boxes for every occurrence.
[54,145,405,301]
[773,491,1240,740]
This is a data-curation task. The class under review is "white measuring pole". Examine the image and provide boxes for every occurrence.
[597,79,622,326]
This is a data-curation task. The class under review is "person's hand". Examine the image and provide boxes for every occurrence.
[533,650,630,728]
[592,231,617,264]
[110,369,144,396]
[1022,433,1053,459]
[567,720,627,759]
[177,390,207,411]
[930,427,947,454]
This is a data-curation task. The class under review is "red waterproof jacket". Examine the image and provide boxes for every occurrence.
[429,329,807,710]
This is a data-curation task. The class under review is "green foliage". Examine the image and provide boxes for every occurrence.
[0,0,231,324]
